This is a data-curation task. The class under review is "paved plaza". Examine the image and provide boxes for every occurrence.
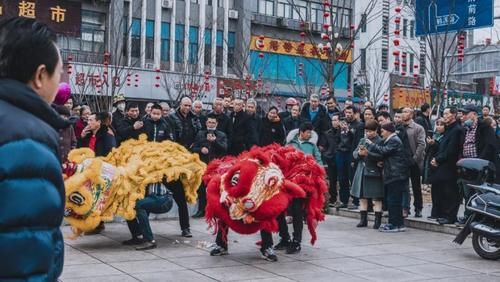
[61,215,500,282]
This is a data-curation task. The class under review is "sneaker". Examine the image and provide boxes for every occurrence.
[122,237,145,245]
[210,245,228,256]
[135,240,157,250]
[273,239,290,250]
[285,241,301,254]
[379,224,400,233]
[334,202,348,208]
[260,247,278,262]
[181,228,193,238]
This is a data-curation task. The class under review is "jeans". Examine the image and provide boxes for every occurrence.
[326,159,338,203]
[277,199,305,243]
[336,151,352,205]
[127,194,173,241]
[386,179,406,227]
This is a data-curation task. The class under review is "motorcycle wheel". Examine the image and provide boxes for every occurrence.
[472,233,500,260]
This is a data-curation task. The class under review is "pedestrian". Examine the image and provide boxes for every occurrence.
[482,105,491,120]
[78,112,116,157]
[229,98,258,155]
[74,105,91,141]
[352,120,384,229]
[246,98,262,140]
[260,106,286,146]
[208,97,233,140]
[415,103,432,135]
[325,96,341,121]
[274,122,321,254]
[365,122,409,232]
[279,97,299,120]
[283,104,307,133]
[54,105,77,163]
[116,102,143,145]
[144,102,154,119]
[320,113,341,206]
[401,107,426,218]
[0,17,66,280]
[300,94,329,141]
[191,114,228,218]
[111,94,126,131]
[424,118,445,220]
[142,103,175,142]
[430,107,464,225]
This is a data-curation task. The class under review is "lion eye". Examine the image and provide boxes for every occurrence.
[230,172,240,186]
[69,192,85,206]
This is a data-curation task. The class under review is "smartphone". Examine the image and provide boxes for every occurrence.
[426,129,433,137]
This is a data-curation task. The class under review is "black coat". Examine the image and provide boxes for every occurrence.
[283,116,308,133]
[366,134,409,184]
[300,102,330,134]
[229,111,257,155]
[0,79,66,280]
[112,110,125,133]
[208,111,233,137]
[259,118,286,146]
[78,126,116,157]
[116,116,142,145]
[475,120,497,162]
[415,113,432,136]
[192,129,228,163]
[433,121,464,181]
[171,109,201,148]
[320,127,340,162]
[142,117,174,142]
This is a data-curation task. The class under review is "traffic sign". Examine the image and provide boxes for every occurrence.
[415,0,494,36]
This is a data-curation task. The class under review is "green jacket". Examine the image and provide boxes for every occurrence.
[287,133,323,165]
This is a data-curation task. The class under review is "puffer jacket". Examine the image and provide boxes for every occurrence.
[366,133,409,184]
[0,79,66,281]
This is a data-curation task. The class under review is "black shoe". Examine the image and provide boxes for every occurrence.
[373,212,382,229]
[181,228,193,237]
[437,218,453,225]
[260,247,278,262]
[210,245,228,256]
[192,211,205,218]
[135,240,157,250]
[286,241,301,254]
[357,211,368,227]
[347,204,359,210]
[122,237,145,245]
[335,202,348,208]
[414,210,422,218]
[427,216,437,220]
[273,239,291,250]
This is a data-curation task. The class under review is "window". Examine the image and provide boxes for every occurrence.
[292,0,307,21]
[403,19,408,37]
[175,24,184,63]
[360,48,366,71]
[410,20,415,38]
[216,30,223,67]
[204,29,211,66]
[419,53,426,75]
[160,23,170,62]
[402,52,407,73]
[277,0,291,18]
[361,13,367,32]
[61,10,105,53]
[381,48,388,70]
[189,26,199,64]
[131,18,141,58]
[382,15,389,35]
[146,20,154,60]
[228,32,235,68]
[258,0,274,16]
[409,53,414,74]
[311,3,323,24]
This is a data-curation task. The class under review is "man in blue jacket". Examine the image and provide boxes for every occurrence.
[0,18,66,280]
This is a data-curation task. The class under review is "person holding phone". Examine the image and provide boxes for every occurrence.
[116,102,143,145]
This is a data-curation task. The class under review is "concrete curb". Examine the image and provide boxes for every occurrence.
[328,208,462,236]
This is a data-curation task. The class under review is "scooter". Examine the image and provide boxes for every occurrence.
[453,158,500,260]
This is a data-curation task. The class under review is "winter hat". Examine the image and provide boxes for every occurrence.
[53,82,71,106]
[381,122,396,133]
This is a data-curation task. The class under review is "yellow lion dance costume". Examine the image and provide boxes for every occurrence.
[64,135,206,237]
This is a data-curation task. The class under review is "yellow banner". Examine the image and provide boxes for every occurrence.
[392,87,431,109]
[250,36,352,63]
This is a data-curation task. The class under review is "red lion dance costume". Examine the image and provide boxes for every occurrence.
[204,144,327,247]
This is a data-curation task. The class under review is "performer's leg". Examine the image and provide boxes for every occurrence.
[274,213,290,250]
[170,180,191,235]
[260,230,277,261]
[291,199,304,243]
[211,221,229,256]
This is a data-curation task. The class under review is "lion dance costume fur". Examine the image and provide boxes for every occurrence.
[63,135,206,237]
[204,144,327,245]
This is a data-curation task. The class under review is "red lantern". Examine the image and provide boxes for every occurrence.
[350,25,355,29]
[156,68,160,73]
[324,12,330,18]
[395,17,401,24]
[300,41,305,46]
[395,6,402,13]
[394,61,400,66]
[155,76,160,80]
[414,64,419,69]
[323,1,330,7]
[321,33,329,40]
[401,53,407,58]
[401,63,407,68]
[401,71,407,76]
[413,73,419,78]
[393,39,400,46]
[155,83,160,88]
[300,21,305,28]
[300,31,305,37]
[459,34,465,40]
[298,72,303,76]
[392,50,400,56]
[394,29,400,35]
[323,23,330,30]
[67,55,73,61]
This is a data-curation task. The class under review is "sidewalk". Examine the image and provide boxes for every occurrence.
[61,215,500,282]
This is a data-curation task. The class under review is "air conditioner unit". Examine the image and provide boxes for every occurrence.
[277,17,289,27]
[161,0,173,9]
[228,9,239,20]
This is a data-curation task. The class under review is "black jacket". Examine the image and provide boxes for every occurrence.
[395,124,413,164]
[415,113,432,136]
[475,120,497,162]
[116,116,142,144]
[229,110,258,155]
[337,120,363,153]
[171,109,201,148]
[192,129,228,163]
[283,116,308,133]
[0,79,66,280]
[142,117,174,142]
[78,126,116,157]
[259,118,286,146]
[433,121,464,181]
[300,102,330,134]
[366,134,409,184]
[208,111,232,137]
[320,127,340,162]
[112,110,125,133]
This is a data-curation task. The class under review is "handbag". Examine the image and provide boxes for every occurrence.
[363,163,381,178]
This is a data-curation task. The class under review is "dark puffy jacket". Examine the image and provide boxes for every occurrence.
[192,129,228,163]
[300,102,330,134]
[320,127,340,162]
[366,134,409,184]
[116,116,142,145]
[259,118,286,146]
[142,117,175,142]
[229,111,258,155]
[78,126,116,157]
[283,116,308,133]
[171,109,201,148]
[0,79,66,280]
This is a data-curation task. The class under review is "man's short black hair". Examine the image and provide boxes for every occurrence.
[483,105,491,110]
[445,106,458,115]
[0,17,59,83]
[421,103,430,112]
[206,113,218,120]
[299,122,314,132]
[377,111,391,120]
[326,96,337,103]
[151,103,162,111]
[126,102,139,111]
[394,108,403,114]
[92,112,108,122]
[344,105,357,113]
